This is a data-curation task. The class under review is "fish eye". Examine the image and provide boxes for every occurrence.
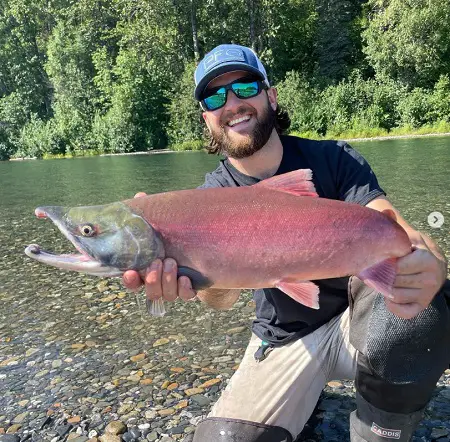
[79,224,96,237]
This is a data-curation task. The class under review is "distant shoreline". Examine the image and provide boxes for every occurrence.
[343,132,450,143]
[8,131,450,161]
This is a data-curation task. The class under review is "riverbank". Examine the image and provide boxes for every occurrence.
[8,128,450,161]
[1,275,449,442]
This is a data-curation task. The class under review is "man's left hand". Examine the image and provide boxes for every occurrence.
[387,233,447,319]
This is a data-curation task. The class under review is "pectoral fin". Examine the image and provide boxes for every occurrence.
[275,280,320,309]
[358,258,397,299]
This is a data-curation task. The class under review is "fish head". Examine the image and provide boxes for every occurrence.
[25,202,164,276]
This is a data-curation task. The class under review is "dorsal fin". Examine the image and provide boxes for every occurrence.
[256,169,318,197]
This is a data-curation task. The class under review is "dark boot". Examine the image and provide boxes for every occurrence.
[191,417,293,442]
[349,392,424,442]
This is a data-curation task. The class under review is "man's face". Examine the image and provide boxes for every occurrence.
[201,71,278,159]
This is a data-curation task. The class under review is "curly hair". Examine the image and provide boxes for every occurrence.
[204,104,291,155]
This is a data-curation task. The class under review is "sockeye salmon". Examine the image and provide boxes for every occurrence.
[25,169,411,316]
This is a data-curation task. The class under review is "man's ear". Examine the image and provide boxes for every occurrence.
[267,87,278,111]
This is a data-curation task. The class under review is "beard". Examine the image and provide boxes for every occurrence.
[208,97,277,159]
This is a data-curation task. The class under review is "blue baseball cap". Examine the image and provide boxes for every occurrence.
[194,44,270,100]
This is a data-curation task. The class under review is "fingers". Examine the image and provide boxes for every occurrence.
[144,258,196,303]
[134,192,147,198]
[145,260,163,300]
[161,259,178,302]
[122,270,143,291]
[385,299,424,320]
[178,276,196,301]
[396,248,433,275]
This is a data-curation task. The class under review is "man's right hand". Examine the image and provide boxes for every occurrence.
[122,258,197,302]
[121,192,196,302]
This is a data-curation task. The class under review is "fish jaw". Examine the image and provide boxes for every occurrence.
[25,206,123,277]
[24,243,123,277]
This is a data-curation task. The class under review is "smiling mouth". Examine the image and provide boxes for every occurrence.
[227,115,252,127]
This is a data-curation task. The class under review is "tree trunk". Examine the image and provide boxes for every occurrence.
[191,0,200,62]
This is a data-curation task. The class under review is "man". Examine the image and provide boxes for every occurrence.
[123,44,450,442]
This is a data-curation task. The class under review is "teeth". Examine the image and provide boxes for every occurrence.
[228,115,251,127]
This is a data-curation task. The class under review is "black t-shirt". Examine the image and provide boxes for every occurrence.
[199,135,385,346]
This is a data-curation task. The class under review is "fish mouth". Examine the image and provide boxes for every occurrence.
[25,207,122,277]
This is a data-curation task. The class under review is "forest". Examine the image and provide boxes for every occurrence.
[1,0,450,159]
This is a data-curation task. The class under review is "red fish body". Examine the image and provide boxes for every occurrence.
[124,170,411,306]
[25,169,411,311]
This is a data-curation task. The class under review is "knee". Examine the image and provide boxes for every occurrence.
[191,417,293,442]
[351,285,450,413]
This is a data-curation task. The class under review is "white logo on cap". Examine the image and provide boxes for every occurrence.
[203,48,245,71]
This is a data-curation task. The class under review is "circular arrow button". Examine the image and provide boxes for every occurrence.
[427,211,444,228]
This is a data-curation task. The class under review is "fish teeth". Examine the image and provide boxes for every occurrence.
[228,115,251,127]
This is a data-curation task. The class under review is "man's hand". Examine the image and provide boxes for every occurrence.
[388,243,447,319]
[121,192,196,303]
[367,197,448,319]
[122,259,197,302]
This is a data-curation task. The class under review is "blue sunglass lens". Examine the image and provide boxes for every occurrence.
[202,80,262,110]
[204,88,226,110]
[232,81,259,98]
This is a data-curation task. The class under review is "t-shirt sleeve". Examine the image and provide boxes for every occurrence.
[197,172,224,189]
[335,142,386,205]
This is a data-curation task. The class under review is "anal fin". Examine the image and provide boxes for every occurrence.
[358,258,397,299]
[275,280,320,309]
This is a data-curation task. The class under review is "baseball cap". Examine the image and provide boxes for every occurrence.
[194,44,270,100]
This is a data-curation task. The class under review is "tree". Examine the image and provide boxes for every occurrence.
[363,0,450,88]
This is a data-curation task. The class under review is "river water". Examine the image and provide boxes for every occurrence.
[0,136,449,440]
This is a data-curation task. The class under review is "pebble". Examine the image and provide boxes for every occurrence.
[104,421,126,435]
[1,229,449,442]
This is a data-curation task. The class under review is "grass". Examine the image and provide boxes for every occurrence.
[292,120,450,141]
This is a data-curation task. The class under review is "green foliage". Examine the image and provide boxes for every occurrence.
[167,62,204,145]
[1,0,450,160]
[363,0,450,88]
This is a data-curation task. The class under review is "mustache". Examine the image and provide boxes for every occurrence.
[220,105,255,127]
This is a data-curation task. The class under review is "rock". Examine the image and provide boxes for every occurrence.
[167,383,179,391]
[130,353,146,363]
[71,343,86,350]
[190,395,210,407]
[144,410,157,420]
[52,359,63,368]
[146,432,158,442]
[67,436,89,442]
[431,428,449,439]
[57,424,72,437]
[140,378,153,385]
[17,400,29,407]
[120,432,135,442]
[198,378,221,389]
[99,435,122,442]
[184,387,204,396]
[158,408,175,417]
[104,421,127,435]
[0,435,21,442]
[226,326,246,335]
[68,416,81,424]
[212,356,232,363]
[327,381,344,388]
[5,425,21,434]
[25,348,39,357]
[13,412,28,424]
[174,400,189,410]
[153,338,170,347]
[170,367,185,373]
